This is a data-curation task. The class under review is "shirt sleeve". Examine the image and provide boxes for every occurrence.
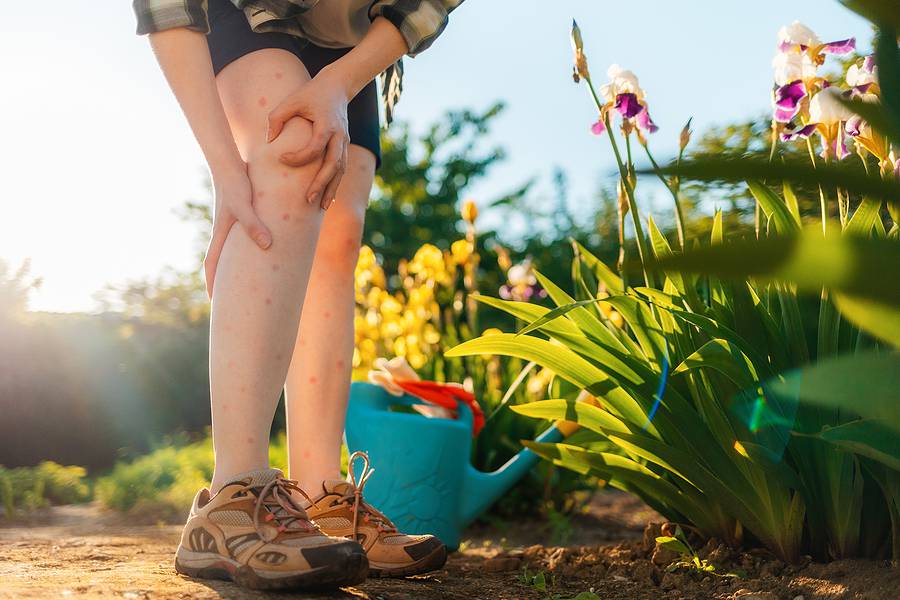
[369,0,463,57]
[133,0,210,35]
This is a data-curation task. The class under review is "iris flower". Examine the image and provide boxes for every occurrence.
[771,21,855,124]
[590,65,659,136]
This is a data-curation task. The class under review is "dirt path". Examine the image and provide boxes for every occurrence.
[1,496,896,599]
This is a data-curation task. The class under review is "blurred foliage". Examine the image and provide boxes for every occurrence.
[0,462,91,518]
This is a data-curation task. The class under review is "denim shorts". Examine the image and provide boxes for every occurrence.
[206,0,382,168]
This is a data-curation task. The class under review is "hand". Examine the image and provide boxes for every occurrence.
[266,68,350,210]
[204,165,272,298]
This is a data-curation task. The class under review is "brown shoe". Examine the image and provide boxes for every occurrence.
[174,469,368,590]
[306,452,447,578]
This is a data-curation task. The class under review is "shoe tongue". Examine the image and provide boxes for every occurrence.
[322,478,355,497]
[226,468,283,489]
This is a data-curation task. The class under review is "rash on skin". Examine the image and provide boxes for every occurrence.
[281,171,289,179]
[308,375,318,384]
[246,436,255,444]
[323,311,331,319]
[282,213,291,221]
[258,96,268,107]
[336,359,345,368]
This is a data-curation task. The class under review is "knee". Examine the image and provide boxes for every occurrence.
[318,206,366,273]
[245,116,318,199]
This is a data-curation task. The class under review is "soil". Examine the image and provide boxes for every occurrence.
[1,492,896,600]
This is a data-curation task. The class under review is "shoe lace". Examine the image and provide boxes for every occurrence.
[251,476,319,540]
[340,451,397,540]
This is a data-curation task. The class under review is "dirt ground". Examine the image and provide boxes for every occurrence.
[1,492,897,600]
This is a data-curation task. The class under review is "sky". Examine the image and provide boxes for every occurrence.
[0,1,872,313]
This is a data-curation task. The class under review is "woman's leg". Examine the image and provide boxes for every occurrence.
[207,48,326,494]
[284,145,375,492]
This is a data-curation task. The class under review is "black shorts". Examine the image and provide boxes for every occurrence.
[206,0,382,168]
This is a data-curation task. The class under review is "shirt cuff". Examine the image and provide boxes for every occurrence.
[133,0,210,35]
[370,0,459,57]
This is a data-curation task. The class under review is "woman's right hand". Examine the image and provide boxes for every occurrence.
[204,165,272,299]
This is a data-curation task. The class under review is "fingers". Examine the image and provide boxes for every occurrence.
[309,135,346,209]
[232,200,273,250]
[279,122,331,167]
[321,141,348,210]
[266,98,298,143]
[204,214,236,300]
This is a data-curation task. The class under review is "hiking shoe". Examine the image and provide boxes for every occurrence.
[174,469,368,590]
[306,451,447,577]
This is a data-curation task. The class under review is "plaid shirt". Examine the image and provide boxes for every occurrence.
[132,0,463,124]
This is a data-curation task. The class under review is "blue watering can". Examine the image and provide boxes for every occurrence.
[345,381,567,550]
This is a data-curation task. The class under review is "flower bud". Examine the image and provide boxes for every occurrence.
[570,20,590,82]
[679,117,693,153]
[461,198,478,224]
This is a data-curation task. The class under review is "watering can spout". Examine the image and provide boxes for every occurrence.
[458,424,565,527]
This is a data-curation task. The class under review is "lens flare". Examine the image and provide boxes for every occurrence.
[642,352,669,430]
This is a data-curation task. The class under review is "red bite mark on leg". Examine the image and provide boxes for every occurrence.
[272,263,280,272]
[239,385,247,393]
[275,352,283,360]
[281,171,289,179]
[281,213,290,221]
[265,298,272,305]
[258,96,268,107]
[308,375,318,384]
[336,359,345,368]
[275,72,283,80]
[256,191,266,199]
[323,311,331,319]
[246,436,255,444]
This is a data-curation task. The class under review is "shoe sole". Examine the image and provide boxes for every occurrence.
[174,546,369,591]
[368,543,448,578]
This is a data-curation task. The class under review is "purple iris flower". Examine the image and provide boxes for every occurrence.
[615,93,644,118]
[781,123,817,141]
[636,108,659,133]
[774,80,807,123]
[845,115,864,137]
[822,38,856,55]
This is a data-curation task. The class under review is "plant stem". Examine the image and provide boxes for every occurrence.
[583,77,653,286]
[642,143,686,250]
[805,138,829,235]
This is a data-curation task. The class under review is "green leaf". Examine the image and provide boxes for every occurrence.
[653,233,900,306]
[673,339,758,390]
[767,351,900,431]
[510,399,632,436]
[646,156,900,204]
[841,0,900,29]
[655,536,691,556]
[815,419,900,471]
[783,182,802,225]
[845,196,883,236]
[833,293,900,348]
[711,210,723,244]
[572,239,624,295]
[446,333,653,431]
[516,298,604,337]
[748,180,801,234]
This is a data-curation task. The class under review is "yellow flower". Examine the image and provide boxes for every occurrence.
[461,198,479,224]
[451,239,474,266]
[609,311,624,329]
[482,328,503,336]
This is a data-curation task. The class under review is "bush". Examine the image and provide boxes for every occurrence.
[0,461,91,517]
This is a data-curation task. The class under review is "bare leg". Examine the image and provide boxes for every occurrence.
[206,49,325,494]
[284,145,375,491]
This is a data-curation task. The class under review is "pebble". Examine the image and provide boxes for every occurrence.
[482,556,521,573]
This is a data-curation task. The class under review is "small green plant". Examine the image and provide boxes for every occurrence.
[518,567,549,593]
[655,525,733,576]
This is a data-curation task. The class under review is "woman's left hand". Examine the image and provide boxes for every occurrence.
[266,69,350,209]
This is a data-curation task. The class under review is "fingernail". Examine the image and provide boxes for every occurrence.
[307,192,316,204]
[266,126,274,143]
[257,234,272,249]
